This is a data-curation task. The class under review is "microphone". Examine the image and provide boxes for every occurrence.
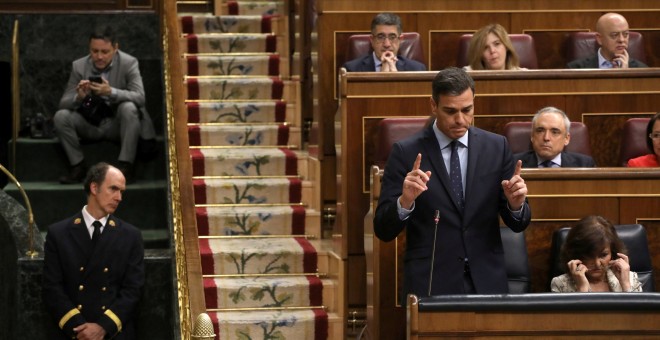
[428,210,440,296]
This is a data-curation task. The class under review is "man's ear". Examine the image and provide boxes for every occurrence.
[595,33,603,47]
[90,182,99,195]
[429,96,437,113]
[564,132,571,146]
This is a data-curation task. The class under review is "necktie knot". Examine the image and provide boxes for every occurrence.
[92,221,102,244]
[540,160,554,168]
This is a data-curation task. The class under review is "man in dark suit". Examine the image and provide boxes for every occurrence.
[343,12,426,72]
[374,67,531,298]
[515,107,596,168]
[43,162,144,340]
[567,13,648,69]
[54,25,156,184]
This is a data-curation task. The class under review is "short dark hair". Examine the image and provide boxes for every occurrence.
[89,25,118,46]
[560,215,627,274]
[84,162,111,195]
[371,13,402,34]
[431,67,475,104]
[645,112,660,152]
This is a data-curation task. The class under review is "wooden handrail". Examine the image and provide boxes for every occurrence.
[162,1,206,339]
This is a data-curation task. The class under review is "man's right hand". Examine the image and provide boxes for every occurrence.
[400,153,432,209]
[380,51,398,72]
[75,80,92,101]
[73,322,106,340]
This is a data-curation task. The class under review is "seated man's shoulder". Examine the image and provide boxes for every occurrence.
[343,54,371,72]
[566,55,597,69]
[398,56,427,71]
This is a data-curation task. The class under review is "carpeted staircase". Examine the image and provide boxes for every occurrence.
[178,2,341,338]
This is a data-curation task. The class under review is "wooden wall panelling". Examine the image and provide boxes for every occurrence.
[637,218,660,291]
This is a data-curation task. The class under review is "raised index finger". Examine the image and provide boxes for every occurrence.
[412,153,422,171]
[513,159,522,177]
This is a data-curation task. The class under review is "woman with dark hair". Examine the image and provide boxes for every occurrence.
[464,24,525,71]
[627,112,660,167]
[551,216,642,292]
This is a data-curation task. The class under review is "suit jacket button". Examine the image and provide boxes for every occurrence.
[103,267,109,273]
[79,267,84,272]
[77,304,82,310]
[101,287,107,291]
[102,306,106,310]
[79,285,84,291]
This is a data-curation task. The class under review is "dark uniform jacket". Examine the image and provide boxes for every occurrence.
[43,212,144,339]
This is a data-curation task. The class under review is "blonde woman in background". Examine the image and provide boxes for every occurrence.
[464,24,525,71]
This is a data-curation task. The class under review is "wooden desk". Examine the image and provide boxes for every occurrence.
[408,293,660,339]
[366,167,660,339]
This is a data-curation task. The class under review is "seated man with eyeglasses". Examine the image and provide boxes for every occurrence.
[627,112,660,167]
[567,12,648,69]
[514,107,596,168]
[343,12,427,72]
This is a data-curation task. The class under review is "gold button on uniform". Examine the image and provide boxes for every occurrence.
[101,306,106,310]
[78,285,84,291]
[77,305,82,310]
[101,287,107,292]
[79,267,84,272]
[103,268,109,273]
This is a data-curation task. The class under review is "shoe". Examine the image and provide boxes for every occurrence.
[59,162,87,184]
[117,161,135,184]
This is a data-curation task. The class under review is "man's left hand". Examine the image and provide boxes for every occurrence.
[501,160,527,210]
[380,51,398,72]
[73,322,106,340]
[89,78,111,96]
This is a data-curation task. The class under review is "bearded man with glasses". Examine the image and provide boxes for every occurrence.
[343,12,427,72]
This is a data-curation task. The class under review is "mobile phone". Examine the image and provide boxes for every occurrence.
[88,75,103,83]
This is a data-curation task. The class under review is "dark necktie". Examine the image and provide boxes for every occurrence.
[450,141,465,211]
[92,220,102,245]
[540,160,554,168]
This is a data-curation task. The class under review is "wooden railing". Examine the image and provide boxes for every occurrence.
[162,1,205,339]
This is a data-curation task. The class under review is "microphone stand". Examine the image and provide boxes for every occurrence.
[0,163,38,258]
[428,210,440,296]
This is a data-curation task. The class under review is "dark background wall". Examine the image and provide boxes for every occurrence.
[0,13,164,136]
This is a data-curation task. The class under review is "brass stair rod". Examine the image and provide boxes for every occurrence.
[0,163,37,258]
[11,19,19,174]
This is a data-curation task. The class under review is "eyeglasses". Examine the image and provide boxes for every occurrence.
[372,33,399,43]
[650,132,660,140]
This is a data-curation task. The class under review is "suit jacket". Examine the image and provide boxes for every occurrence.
[374,126,531,298]
[567,55,648,68]
[58,50,155,140]
[343,54,427,72]
[515,150,596,168]
[43,212,144,339]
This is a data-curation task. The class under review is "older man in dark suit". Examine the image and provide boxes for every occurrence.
[515,107,596,168]
[567,13,648,69]
[43,162,144,340]
[54,25,156,184]
[374,67,531,299]
[343,12,426,72]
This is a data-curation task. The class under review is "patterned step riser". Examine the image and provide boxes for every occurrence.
[204,276,323,309]
[180,15,278,35]
[209,309,327,340]
[187,101,298,125]
[199,238,317,276]
[185,78,297,103]
[193,178,314,206]
[196,206,321,237]
[190,148,308,177]
[180,34,281,54]
[183,55,280,76]
[218,1,286,16]
[188,125,301,147]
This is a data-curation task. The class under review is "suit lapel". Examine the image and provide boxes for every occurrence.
[68,213,93,258]
[464,128,479,215]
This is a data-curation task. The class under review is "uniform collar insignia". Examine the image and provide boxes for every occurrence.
[108,219,116,227]
[74,218,82,225]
